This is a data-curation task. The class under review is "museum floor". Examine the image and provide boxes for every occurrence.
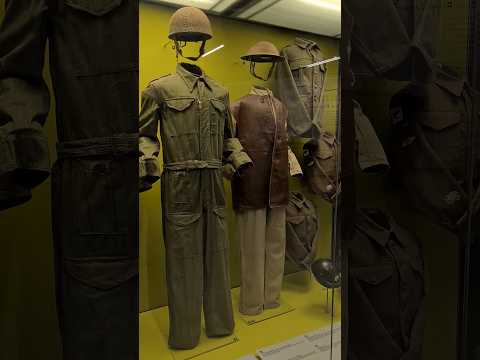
[140,271,341,360]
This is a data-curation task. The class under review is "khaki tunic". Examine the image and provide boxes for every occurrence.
[274,38,327,137]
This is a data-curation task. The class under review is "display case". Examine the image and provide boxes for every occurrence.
[138,1,341,359]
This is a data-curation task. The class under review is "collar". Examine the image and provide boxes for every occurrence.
[355,209,398,247]
[434,64,465,97]
[295,37,318,49]
[176,63,213,92]
[249,85,273,97]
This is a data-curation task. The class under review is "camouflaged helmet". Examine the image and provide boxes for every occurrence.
[241,41,283,81]
[241,41,283,63]
[168,7,213,42]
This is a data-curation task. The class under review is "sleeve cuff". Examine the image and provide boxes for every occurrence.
[223,138,253,173]
[288,147,303,176]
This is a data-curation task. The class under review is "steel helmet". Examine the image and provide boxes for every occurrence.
[169,6,212,45]
[241,41,283,81]
[241,41,283,63]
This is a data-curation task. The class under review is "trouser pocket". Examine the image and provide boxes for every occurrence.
[59,257,138,360]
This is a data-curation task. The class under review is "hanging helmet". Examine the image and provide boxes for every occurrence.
[241,41,283,63]
[168,7,213,42]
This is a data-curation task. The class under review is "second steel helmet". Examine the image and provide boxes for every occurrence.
[241,41,283,63]
[168,7,213,61]
[241,41,283,81]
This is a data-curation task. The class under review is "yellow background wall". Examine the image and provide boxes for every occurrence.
[139,3,340,312]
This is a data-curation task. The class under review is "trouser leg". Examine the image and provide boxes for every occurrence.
[203,206,234,337]
[238,208,267,315]
[264,207,286,309]
[164,211,204,349]
[53,157,139,360]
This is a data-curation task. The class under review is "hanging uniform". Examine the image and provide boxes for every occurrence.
[285,192,319,270]
[274,38,327,138]
[0,1,139,359]
[348,209,425,360]
[345,0,441,81]
[303,130,340,202]
[139,62,252,349]
[231,86,298,315]
[390,65,480,231]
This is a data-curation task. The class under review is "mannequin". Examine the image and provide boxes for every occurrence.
[231,41,302,315]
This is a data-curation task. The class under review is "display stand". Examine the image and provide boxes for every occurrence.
[231,287,295,326]
[140,307,239,360]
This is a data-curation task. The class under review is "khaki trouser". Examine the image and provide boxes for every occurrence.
[162,168,234,349]
[237,207,286,315]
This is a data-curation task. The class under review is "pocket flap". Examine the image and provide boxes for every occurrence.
[210,99,226,113]
[287,214,305,225]
[65,0,123,16]
[351,266,393,285]
[165,98,195,112]
[64,257,138,290]
[166,212,202,226]
[416,112,461,130]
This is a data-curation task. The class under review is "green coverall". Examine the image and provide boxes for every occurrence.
[139,62,252,349]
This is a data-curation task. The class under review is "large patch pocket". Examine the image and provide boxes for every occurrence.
[351,265,398,333]
[65,0,123,16]
[71,158,131,245]
[61,257,138,353]
[165,212,202,258]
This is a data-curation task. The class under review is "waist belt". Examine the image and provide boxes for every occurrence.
[57,133,138,159]
[164,160,222,171]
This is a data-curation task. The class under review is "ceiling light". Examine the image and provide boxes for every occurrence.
[305,56,341,68]
[210,0,238,12]
[201,44,225,58]
[300,0,340,12]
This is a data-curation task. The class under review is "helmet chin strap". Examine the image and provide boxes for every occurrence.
[174,40,207,62]
[249,61,276,81]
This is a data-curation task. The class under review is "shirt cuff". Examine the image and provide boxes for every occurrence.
[224,138,253,173]
[288,147,303,176]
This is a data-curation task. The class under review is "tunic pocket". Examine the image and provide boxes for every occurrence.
[65,0,123,16]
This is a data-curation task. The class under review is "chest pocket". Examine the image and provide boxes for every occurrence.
[65,0,123,15]
[289,58,326,96]
[415,111,464,170]
[163,98,197,137]
[210,98,226,134]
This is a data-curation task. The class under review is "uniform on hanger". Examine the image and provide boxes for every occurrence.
[274,38,327,138]
[390,65,480,232]
[348,209,425,360]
